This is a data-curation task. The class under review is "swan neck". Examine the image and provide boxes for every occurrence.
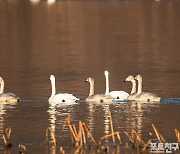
[89,80,94,96]
[50,77,56,97]
[131,80,136,94]
[105,73,110,95]
[0,80,4,94]
[137,78,142,95]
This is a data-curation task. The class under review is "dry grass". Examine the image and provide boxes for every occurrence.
[152,123,166,142]
[46,126,56,146]
[19,144,27,153]
[2,127,12,147]
[99,110,122,144]
[2,115,179,153]
[175,128,180,145]
[63,114,97,150]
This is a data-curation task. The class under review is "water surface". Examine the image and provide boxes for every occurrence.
[0,0,180,153]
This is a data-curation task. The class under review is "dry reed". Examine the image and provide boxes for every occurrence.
[59,146,65,154]
[108,110,115,142]
[63,114,97,150]
[152,123,166,142]
[19,144,27,153]
[99,110,122,145]
[46,126,56,146]
[2,127,12,147]
[124,129,145,149]
[175,128,180,145]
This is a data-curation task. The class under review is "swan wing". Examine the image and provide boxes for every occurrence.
[0,93,19,102]
[110,91,129,100]
[86,94,113,103]
[135,92,161,102]
[49,93,79,105]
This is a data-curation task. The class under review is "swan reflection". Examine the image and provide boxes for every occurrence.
[0,103,16,152]
[29,0,40,4]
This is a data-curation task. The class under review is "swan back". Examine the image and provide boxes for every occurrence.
[109,91,129,100]
[86,94,113,103]
[0,93,20,103]
[49,93,78,105]
[135,92,161,102]
[135,74,161,102]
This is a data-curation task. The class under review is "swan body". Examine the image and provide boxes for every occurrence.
[104,70,129,100]
[0,77,20,103]
[125,75,137,100]
[48,75,79,105]
[134,75,161,102]
[85,77,113,103]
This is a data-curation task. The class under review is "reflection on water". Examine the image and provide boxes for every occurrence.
[0,104,17,151]
[103,104,111,135]
[0,0,180,153]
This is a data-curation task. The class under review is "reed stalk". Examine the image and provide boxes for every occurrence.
[6,128,11,143]
[152,123,165,142]
[2,128,12,147]
[124,129,145,149]
[82,123,97,145]
[116,132,122,144]
[59,146,65,154]
[73,124,78,137]
[46,127,52,140]
[124,131,134,144]
[80,122,86,144]
[108,110,115,142]
[19,144,27,153]
[143,139,152,151]
[100,132,121,144]
[131,129,145,146]
[77,121,83,147]
[2,135,7,146]
[46,126,56,146]
[175,128,180,145]
[64,116,77,143]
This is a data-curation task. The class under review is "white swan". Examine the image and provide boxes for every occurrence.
[85,77,113,103]
[48,75,79,105]
[0,77,20,103]
[134,75,161,102]
[125,75,137,100]
[104,70,129,100]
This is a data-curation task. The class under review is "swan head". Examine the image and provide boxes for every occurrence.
[125,75,134,82]
[50,75,55,81]
[104,70,109,76]
[135,74,142,81]
[85,77,94,83]
[0,77,4,83]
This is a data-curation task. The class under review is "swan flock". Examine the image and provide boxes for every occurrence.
[48,71,161,105]
[0,71,161,104]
